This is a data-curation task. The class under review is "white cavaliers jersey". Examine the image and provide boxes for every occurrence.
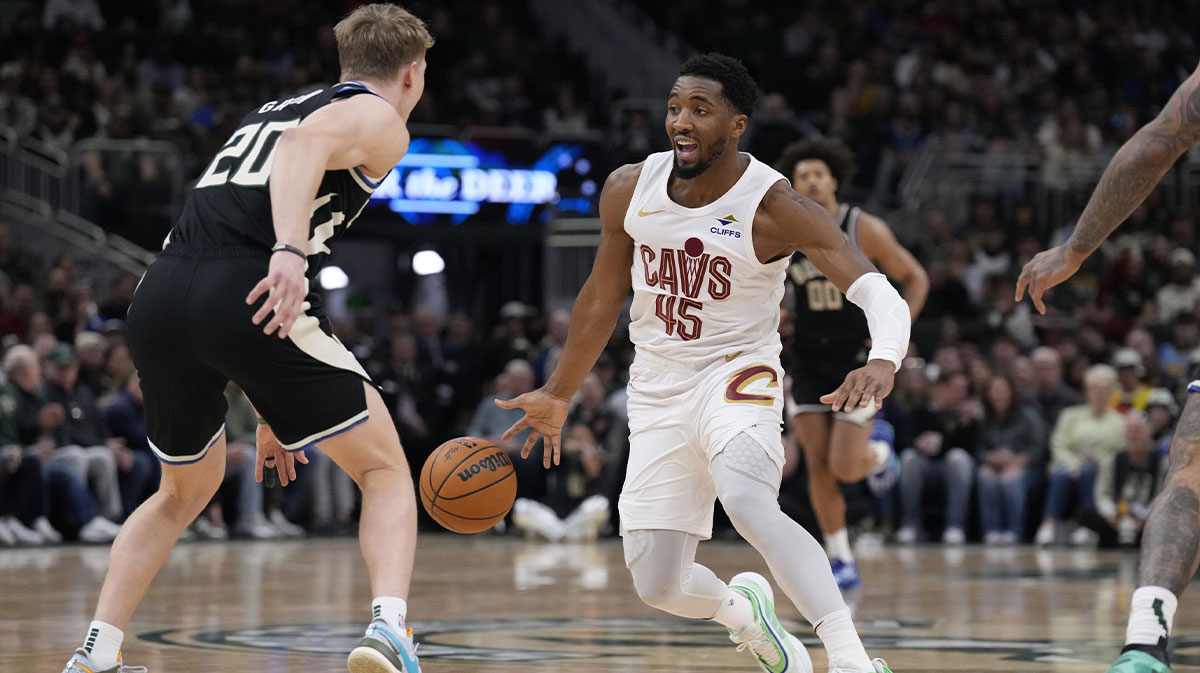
[625,151,790,364]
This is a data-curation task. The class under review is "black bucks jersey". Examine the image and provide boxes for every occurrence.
[169,80,389,281]
[787,204,870,360]
[127,81,392,465]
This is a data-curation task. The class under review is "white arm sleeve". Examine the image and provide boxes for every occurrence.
[845,272,910,372]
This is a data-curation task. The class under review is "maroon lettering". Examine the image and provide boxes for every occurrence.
[676,298,703,341]
[640,245,658,287]
[658,249,679,297]
[709,256,732,299]
[655,295,677,336]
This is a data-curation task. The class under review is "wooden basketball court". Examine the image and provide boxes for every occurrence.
[4,536,1200,672]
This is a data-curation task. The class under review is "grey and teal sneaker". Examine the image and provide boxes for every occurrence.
[61,648,146,673]
[728,571,813,673]
[830,657,894,672]
[1105,650,1172,673]
[348,619,421,673]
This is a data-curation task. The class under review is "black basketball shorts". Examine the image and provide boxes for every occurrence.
[126,245,372,464]
[788,349,875,425]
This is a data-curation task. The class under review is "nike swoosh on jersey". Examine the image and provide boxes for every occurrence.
[724,351,743,362]
[637,208,666,216]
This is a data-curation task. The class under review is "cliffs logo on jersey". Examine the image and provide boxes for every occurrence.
[640,237,731,341]
[710,213,741,238]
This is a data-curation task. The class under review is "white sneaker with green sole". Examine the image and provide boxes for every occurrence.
[728,571,813,673]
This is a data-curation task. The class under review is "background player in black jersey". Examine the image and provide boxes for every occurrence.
[778,139,927,590]
[60,6,432,673]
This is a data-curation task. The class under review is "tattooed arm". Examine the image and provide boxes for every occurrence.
[1017,63,1200,314]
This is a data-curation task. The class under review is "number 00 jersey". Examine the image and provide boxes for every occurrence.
[787,204,870,359]
[168,81,390,282]
[625,151,789,365]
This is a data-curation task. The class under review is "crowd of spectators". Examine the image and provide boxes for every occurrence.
[2,174,1198,548]
[0,0,596,246]
[631,0,1200,200]
[806,185,1200,546]
[5,0,1200,550]
[11,1,1200,237]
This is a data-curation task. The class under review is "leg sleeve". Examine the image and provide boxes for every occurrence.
[623,528,727,619]
[712,432,847,622]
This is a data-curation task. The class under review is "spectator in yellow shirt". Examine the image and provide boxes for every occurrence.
[1110,348,1151,413]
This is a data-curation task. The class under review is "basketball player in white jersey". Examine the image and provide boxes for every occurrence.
[499,53,907,673]
[779,139,927,589]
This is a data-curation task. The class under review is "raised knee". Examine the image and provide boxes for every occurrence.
[828,451,859,483]
[631,570,678,610]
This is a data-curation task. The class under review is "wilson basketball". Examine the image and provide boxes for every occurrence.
[419,437,517,534]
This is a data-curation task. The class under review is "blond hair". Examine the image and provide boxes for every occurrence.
[1083,363,1117,389]
[335,4,434,82]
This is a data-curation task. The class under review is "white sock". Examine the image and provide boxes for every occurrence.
[824,528,854,563]
[815,608,872,670]
[372,596,408,633]
[709,588,755,631]
[82,620,124,670]
[1125,586,1177,647]
[869,439,890,471]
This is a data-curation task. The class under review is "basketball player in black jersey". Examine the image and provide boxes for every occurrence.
[779,139,927,590]
[60,6,431,673]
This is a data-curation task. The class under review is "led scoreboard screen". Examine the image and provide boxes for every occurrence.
[368,137,601,225]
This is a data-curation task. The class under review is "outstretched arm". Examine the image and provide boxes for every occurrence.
[1017,63,1200,313]
[496,164,640,466]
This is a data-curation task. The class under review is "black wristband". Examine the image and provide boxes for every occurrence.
[271,242,306,260]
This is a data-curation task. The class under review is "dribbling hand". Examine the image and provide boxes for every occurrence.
[247,250,308,339]
[255,421,308,487]
[495,389,571,468]
[1015,243,1085,315]
[820,359,895,413]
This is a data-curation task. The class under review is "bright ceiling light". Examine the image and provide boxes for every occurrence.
[413,250,445,276]
[318,265,349,290]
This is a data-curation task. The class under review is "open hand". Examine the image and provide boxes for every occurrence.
[1015,244,1085,315]
[247,250,308,339]
[255,421,308,486]
[494,389,571,468]
[820,359,895,412]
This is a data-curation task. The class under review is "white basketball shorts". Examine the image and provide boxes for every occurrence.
[618,347,785,540]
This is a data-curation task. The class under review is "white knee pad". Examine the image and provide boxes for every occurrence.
[714,432,781,496]
[713,434,791,547]
[623,529,726,618]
